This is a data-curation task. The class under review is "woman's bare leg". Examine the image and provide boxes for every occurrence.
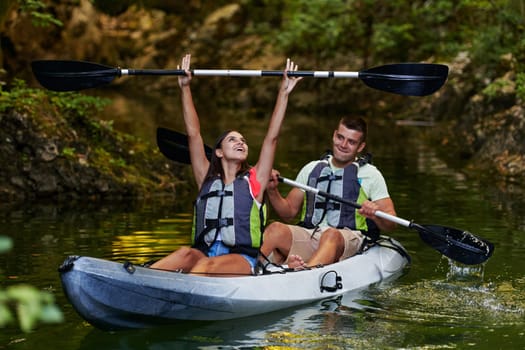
[150,246,205,272]
[190,254,252,277]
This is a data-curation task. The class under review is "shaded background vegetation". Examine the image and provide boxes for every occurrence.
[1,0,525,191]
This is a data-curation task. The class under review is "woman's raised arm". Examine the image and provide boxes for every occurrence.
[254,58,302,202]
[177,54,210,188]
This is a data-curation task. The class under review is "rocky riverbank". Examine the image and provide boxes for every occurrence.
[427,52,525,183]
[0,100,186,204]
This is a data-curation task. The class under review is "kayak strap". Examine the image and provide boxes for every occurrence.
[320,270,343,292]
[254,257,293,275]
[373,236,412,264]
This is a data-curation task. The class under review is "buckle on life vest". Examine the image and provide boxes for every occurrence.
[314,201,341,210]
[204,217,234,229]
[217,218,231,227]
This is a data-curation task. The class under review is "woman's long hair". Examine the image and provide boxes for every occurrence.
[204,130,250,183]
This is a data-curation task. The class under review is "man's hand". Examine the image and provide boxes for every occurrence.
[267,169,281,192]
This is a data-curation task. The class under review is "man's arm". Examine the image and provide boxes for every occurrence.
[266,171,305,222]
[358,164,397,232]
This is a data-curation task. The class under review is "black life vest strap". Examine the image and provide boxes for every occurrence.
[199,189,233,201]
[203,217,234,231]
[317,174,342,183]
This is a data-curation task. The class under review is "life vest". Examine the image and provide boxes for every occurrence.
[192,172,266,258]
[299,155,380,239]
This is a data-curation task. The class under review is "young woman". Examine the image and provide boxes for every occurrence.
[151,54,301,276]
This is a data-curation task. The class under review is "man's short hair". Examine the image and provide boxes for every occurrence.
[339,116,367,142]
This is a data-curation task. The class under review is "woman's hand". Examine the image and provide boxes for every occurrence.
[281,58,302,94]
[178,53,192,88]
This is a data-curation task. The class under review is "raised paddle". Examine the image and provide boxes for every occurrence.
[156,127,494,266]
[278,177,494,265]
[31,60,448,96]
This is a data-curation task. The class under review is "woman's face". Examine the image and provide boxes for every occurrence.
[215,131,248,161]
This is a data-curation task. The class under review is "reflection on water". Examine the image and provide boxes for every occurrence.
[110,213,193,262]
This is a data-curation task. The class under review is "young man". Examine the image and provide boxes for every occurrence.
[261,116,397,268]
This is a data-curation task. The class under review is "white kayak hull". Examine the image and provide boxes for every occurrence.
[58,237,410,330]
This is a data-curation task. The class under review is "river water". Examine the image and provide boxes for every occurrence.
[1,93,525,349]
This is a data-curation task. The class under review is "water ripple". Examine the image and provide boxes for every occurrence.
[355,265,525,330]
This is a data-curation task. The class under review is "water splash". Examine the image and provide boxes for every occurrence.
[359,261,525,329]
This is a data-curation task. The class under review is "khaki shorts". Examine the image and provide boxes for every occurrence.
[285,225,364,264]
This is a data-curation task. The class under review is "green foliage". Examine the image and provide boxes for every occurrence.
[17,0,63,27]
[49,91,112,117]
[371,23,415,60]
[454,1,512,63]
[61,146,76,158]
[0,236,63,332]
[0,79,111,117]
[0,79,44,113]
[91,146,128,174]
[275,0,352,57]
[0,284,63,332]
[470,27,507,65]
[252,0,524,67]
[482,77,513,100]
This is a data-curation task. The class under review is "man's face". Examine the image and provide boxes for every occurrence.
[331,124,366,167]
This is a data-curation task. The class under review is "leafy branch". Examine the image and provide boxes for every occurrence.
[18,0,63,27]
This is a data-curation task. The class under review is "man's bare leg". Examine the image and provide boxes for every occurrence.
[306,228,344,267]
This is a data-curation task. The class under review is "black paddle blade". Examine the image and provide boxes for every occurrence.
[359,63,448,97]
[156,127,212,164]
[32,60,119,91]
[415,224,494,265]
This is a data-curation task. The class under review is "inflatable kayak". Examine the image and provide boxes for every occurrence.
[58,236,410,330]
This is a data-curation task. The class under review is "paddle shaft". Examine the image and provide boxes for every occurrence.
[120,68,360,78]
[279,176,412,228]
[32,59,448,95]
